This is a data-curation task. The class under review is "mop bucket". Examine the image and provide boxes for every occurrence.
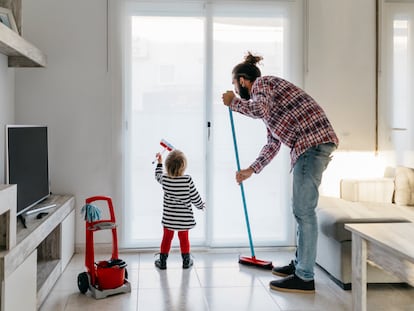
[96,259,126,290]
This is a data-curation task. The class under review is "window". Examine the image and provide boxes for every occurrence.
[122,0,302,248]
[381,1,414,164]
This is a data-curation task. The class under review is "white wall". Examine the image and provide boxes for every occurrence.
[305,0,376,151]
[0,55,15,183]
[15,0,122,245]
[303,0,388,198]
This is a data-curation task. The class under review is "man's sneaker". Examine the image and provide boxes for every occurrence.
[269,274,315,293]
[272,260,295,277]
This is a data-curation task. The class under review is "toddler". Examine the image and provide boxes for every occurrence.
[154,149,205,269]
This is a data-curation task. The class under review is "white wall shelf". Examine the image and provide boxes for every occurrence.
[0,21,46,67]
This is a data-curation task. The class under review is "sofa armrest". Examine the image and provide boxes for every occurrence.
[340,178,394,203]
[317,196,410,242]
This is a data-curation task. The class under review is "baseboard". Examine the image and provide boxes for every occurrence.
[316,263,351,290]
[315,263,410,291]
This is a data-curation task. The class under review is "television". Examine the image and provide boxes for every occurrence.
[6,125,51,216]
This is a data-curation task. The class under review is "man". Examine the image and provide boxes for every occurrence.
[222,52,338,293]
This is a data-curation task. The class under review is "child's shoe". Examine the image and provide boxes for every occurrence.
[182,253,193,269]
[155,253,168,270]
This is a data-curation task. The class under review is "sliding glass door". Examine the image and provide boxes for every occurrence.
[123,1,301,248]
[210,3,297,246]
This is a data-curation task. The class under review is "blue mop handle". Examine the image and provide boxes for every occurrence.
[228,108,256,258]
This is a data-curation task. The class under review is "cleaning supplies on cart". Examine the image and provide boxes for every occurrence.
[77,196,131,299]
[96,259,127,290]
[81,203,102,222]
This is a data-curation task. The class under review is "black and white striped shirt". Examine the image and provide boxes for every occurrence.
[155,164,205,230]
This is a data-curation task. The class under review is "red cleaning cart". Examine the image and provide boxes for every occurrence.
[77,196,131,299]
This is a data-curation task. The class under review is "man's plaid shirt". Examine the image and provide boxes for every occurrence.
[230,76,339,172]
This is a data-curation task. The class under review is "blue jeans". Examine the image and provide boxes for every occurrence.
[292,142,336,281]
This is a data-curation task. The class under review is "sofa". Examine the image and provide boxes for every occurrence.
[316,166,414,289]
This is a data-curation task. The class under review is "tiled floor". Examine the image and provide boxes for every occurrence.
[40,249,414,311]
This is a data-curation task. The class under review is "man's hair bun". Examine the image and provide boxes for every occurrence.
[244,51,263,66]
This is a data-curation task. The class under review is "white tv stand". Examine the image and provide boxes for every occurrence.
[0,185,75,310]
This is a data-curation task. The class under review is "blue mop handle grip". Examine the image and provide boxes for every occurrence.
[228,108,256,258]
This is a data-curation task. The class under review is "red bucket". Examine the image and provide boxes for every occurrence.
[96,261,125,290]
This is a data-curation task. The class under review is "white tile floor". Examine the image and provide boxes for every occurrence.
[40,249,414,311]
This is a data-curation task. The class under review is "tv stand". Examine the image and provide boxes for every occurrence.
[0,187,75,311]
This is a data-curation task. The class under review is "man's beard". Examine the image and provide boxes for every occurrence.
[239,86,250,100]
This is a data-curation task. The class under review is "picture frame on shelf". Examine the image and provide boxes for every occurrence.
[0,7,18,33]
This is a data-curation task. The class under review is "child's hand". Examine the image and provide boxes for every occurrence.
[156,153,162,164]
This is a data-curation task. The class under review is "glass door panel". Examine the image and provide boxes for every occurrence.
[124,16,206,247]
[210,16,293,246]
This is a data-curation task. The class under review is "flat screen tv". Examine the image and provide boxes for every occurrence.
[6,125,50,216]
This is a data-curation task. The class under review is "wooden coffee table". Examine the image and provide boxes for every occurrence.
[345,223,414,311]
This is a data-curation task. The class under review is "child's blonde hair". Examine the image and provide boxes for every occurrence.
[165,150,187,177]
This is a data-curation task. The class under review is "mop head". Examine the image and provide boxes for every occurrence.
[81,204,102,222]
[239,255,273,270]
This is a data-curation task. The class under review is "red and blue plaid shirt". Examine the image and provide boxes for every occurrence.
[230,76,339,172]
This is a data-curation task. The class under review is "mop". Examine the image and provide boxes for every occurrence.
[152,138,175,164]
[228,108,273,270]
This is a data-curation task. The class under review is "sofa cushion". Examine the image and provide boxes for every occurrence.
[394,166,414,206]
[340,178,394,203]
[317,196,410,242]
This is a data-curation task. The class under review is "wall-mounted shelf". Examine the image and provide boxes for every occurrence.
[0,21,46,67]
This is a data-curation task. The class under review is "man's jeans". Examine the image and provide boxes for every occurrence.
[292,142,336,281]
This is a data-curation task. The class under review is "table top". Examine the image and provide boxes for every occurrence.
[345,223,414,262]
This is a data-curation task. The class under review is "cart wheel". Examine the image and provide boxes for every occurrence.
[77,272,89,294]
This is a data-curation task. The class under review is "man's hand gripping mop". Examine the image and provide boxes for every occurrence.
[152,139,175,163]
[228,108,273,270]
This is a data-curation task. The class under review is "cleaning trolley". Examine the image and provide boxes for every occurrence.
[77,196,131,299]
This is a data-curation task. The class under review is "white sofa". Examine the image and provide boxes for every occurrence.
[316,166,414,289]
